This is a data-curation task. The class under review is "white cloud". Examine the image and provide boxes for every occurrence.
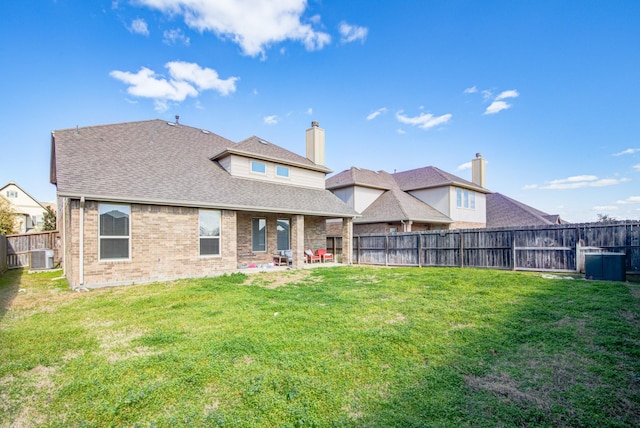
[339,21,368,43]
[306,107,313,115]
[613,148,640,156]
[163,28,190,45]
[634,164,640,171]
[456,161,472,171]
[481,90,493,101]
[536,175,631,190]
[135,0,331,57]
[395,110,452,130]
[464,86,477,94]
[129,18,149,35]
[396,128,406,134]
[522,184,538,190]
[615,196,640,204]
[264,115,278,125]
[110,61,237,112]
[366,107,388,121]
[592,205,619,211]
[166,61,238,95]
[484,100,511,115]
[495,89,519,100]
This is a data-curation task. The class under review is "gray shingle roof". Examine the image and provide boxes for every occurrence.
[486,193,563,227]
[356,189,452,224]
[326,167,395,190]
[51,120,356,218]
[392,166,488,193]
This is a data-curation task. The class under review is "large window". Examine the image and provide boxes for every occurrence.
[277,219,290,250]
[99,204,130,260]
[252,218,266,252]
[199,209,221,256]
[456,188,476,209]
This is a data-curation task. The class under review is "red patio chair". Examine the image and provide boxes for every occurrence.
[316,248,333,262]
[305,249,321,263]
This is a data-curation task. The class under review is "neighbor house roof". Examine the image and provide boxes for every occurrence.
[356,188,452,224]
[326,168,452,225]
[486,193,563,227]
[392,166,488,193]
[51,119,357,218]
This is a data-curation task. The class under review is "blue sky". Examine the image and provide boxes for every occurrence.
[1,0,639,222]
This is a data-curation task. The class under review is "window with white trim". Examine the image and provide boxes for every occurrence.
[6,190,17,198]
[251,161,266,174]
[456,188,476,209]
[99,203,130,260]
[277,219,290,250]
[199,209,221,256]
[252,218,266,252]
[276,165,290,178]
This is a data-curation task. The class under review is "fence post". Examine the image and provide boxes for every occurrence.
[385,234,389,266]
[511,231,516,271]
[459,230,464,268]
[418,233,422,268]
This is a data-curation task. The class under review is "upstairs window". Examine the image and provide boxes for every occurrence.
[456,188,476,209]
[276,165,290,178]
[251,161,266,174]
[99,204,130,260]
[6,190,17,198]
[199,209,221,256]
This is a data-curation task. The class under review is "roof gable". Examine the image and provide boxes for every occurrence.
[357,189,452,224]
[392,166,487,193]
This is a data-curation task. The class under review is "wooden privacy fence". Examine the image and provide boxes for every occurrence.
[4,231,60,269]
[328,221,640,273]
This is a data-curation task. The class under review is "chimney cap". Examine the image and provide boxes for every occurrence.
[475,152,482,158]
[175,115,180,124]
[311,120,319,127]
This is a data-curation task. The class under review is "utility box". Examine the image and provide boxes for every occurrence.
[30,249,55,270]
[585,253,626,282]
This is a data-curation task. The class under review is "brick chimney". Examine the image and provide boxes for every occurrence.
[305,121,325,166]
[471,152,486,188]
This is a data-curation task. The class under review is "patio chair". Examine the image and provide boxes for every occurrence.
[316,248,333,262]
[305,249,321,263]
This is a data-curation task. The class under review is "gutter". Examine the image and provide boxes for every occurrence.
[79,196,84,286]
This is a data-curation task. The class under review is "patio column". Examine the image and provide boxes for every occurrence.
[291,214,305,268]
[341,217,353,265]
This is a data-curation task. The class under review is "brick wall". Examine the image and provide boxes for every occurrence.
[66,200,237,287]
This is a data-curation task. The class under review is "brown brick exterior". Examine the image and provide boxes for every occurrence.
[61,199,337,287]
[64,200,237,287]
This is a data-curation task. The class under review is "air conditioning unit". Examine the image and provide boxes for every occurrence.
[30,249,54,270]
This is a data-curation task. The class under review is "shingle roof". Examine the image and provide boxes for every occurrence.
[356,189,452,224]
[211,136,332,173]
[392,166,488,193]
[51,119,356,218]
[486,193,563,227]
[326,167,395,190]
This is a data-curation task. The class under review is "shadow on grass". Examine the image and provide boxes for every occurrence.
[0,268,24,323]
[356,271,640,427]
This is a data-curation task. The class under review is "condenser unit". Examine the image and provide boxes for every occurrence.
[30,249,54,270]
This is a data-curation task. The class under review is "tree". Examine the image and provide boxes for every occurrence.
[43,206,57,231]
[0,197,16,235]
[596,213,617,223]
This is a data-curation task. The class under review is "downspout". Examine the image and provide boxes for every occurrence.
[400,220,405,232]
[79,197,85,286]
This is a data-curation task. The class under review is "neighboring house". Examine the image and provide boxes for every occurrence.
[326,153,562,235]
[50,119,357,288]
[0,181,48,233]
[486,192,563,227]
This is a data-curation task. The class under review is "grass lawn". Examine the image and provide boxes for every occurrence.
[1,266,639,427]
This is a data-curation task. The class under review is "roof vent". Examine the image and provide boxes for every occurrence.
[201,129,210,134]
[166,122,176,126]
[258,139,269,145]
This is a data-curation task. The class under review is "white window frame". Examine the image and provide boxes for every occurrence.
[98,203,131,261]
[199,209,221,257]
[277,218,290,251]
[276,165,290,178]
[250,161,266,175]
[456,188,476,210]
[6,190,17,198]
